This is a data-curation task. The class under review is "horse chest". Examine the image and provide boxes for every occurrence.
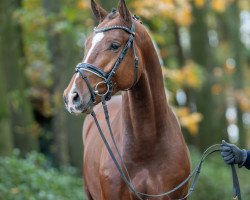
[96,150,189,200]
[99,161,149,199]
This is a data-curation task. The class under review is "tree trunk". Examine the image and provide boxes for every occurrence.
[0,66,13,156]
[190,4,226,150]
[0,0,13,156]
[0,0,38,154]
[223,2,245,146]
[42,0,69,166]
[42,0,84,167]
[67,114,84,169]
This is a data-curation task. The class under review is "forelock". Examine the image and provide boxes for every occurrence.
[108,8,117,20]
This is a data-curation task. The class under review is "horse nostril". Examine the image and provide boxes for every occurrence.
[72,92,81,104]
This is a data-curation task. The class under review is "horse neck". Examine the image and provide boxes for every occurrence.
[122,31,170,155]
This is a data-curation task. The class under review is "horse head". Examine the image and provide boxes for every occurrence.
[63,0,144,114]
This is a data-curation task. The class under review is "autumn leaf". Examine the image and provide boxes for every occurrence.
[211,0,226,13]
[194,0,206,8]
[77,1,88,10]
[176,107,203,135]
[211,84,223,95]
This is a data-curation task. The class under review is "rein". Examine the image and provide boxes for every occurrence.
[91,96,242,200]
[75,21,242,199]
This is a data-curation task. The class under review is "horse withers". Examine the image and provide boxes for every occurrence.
[63,0,190,199]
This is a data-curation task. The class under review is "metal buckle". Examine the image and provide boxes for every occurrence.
[94,81,110,97]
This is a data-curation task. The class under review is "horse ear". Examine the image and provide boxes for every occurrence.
[91,0,108,22]
[118,0,132,24]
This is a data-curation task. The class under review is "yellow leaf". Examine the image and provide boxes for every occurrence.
[161,0,174,4]
[177,107,190,117]
[211,0,226,13]
[194,0,205,8]
[175,6,193,26]
[77,1,88,10]
[182,63,201,88]
[239,98,250,112]
[211,84,223,95]
[180,113,203,135]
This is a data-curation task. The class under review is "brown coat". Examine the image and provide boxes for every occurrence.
[64,0,191,199]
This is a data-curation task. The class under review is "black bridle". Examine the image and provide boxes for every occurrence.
[75,22,138,103]
[74,19,242,200]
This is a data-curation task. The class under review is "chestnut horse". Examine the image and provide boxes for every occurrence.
[63,0,190,199]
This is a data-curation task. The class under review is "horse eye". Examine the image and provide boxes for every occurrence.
[109,43,121,51]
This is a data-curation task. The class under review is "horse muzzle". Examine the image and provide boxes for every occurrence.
[63,89,94,115]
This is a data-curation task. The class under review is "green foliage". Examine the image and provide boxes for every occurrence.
[189,146,250,200]
[0,150,85,200]
[14,0,53,88]
[1,148,250,200]
[12,0,93,117]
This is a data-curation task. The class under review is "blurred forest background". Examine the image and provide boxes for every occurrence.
[1,0,250,199]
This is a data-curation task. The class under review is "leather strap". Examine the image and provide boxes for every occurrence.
[75,22,138,102]
[75,68,96,103]
[94,25,135,36]
[90,98,243,199]
[76,63,108,79]
[76,16,242,200]
[231,164,241,200]
[91,107,143,200]
[105,33,134,83]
